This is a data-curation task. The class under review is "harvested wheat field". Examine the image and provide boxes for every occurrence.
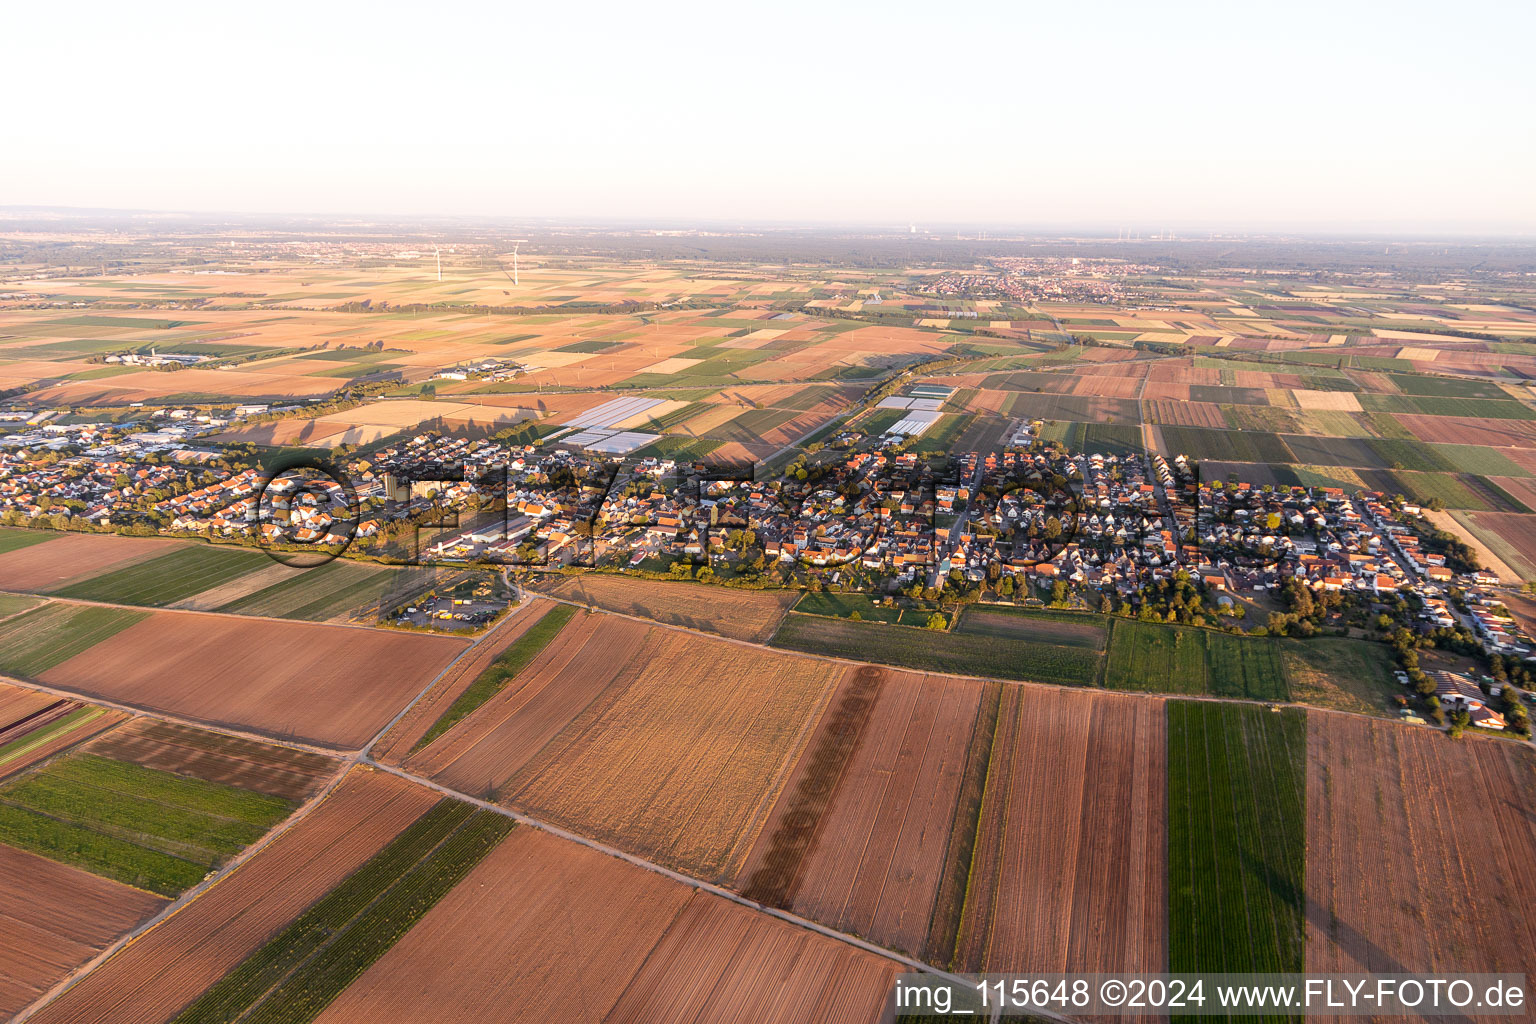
[1306,714,1536,983]
[26,768,437,1024]
[530,573,796,642]
[739,667,983,957]
[81,718,338,801]
[607,892,897,1024]
[0,844,167,1018]
[38,610,467,749]
[371,601,557,764]
[310,825,693,1024]
[955,687,1165,974]
[0,532,180,592]
[497,625,842,879]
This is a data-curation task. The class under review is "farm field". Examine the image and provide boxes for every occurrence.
[411,602,576,751]
[1168,702,1306,981]
[370,601,558,762]
[82,718,337,801]
[0,602,149,678]
[956,605,1108,649]
[0,843,167,1018]
[36,610,467,748]
[410,612,839,879]
[211,559,402,621]
[0,751,296,896]
[52,544,271,607]
[24,768,439,1024]
[307,826,696,1024]
[792,590,905,624]
[606,893,899,1024]
[1451,510,1536,580]
[1104,619,1289,699]
[495,624,842,879]
[954,687,1165,975]
[1278,637,1399,716]
[1306,715,1536,980]
[0,698,126,779]
[0,531,179,592]
[529,572,797,642]
[0,526,58,555]
[166,799,512,1024]
[771,612,1101,687]
[0,593,42,618]
[738,668,983,957]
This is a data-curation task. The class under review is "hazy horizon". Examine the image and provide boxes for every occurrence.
[6,0,1533,233]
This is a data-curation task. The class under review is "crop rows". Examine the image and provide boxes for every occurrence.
[0,603,148,678]
[54,545,270,606]
[1168,702,1305,1022]
[218,561,393,621]
[1105,620,1289,699]
[0,753,295,896]
[172,799,511,1024]
[413,603,577,751]
[771,612,1100,686]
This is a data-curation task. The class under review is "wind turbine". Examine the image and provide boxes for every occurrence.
[434,246,442,283]
[510,240,527,287]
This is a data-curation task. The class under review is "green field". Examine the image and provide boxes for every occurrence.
[1168,702,1306,1006]
[0,527,58,556]
[1354,469,1491,511]
[0,603,149,677]
[1359,393,1536,420]
[413,604,579,752]
[217,561,397,621]
[0,707,110,768]
[53,544,270,606]
[0,594,41,618]
[792,590,904,624]
[1104,619,1289,699]
[770,612,1100,686]
[1159,426,1294,464]
[170,800,512,1024]
[956,605,1108,650]
[1280,637,1399,716]
[0,753,295,896]
[907,413,974,454]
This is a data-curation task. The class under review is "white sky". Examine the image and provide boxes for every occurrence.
[4,0,1534,233]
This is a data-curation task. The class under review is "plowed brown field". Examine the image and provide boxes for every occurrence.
[530,574,796,642]
[606,893,897,1024]
[27,768,437,1024]
[1306,715,1536,986]
[408,611,649,789]
[739,668,982,956]
[1399,414,1536,448]
[310,826,693,1024]
[0,844,166,1018]
[955,687,1165,974]
[371,601,556,764]
[81,718,338,800]
[0,533,179,592]
[38,610,466,749]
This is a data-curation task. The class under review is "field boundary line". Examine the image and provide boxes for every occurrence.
[0,671,354,759]
[10,759,357,1024]
[529,591,1534,746]
[360,594,535,760]
[366,758,1077,1024]
[0,589,478,638]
